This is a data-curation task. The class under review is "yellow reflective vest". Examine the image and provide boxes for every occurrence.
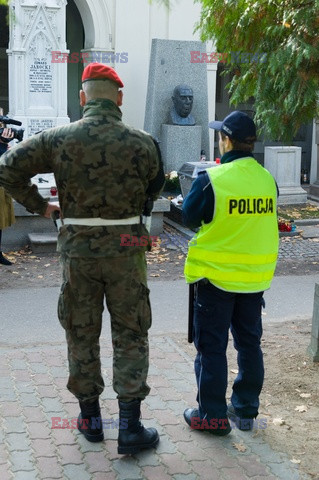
[184,158,279,292]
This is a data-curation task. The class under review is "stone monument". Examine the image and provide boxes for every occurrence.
[7,0,69,137]
[162,84,201,173]
[264,146,307,204]
[144,39,209,173]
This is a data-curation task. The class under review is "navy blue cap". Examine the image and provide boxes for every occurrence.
[209,111,257,143]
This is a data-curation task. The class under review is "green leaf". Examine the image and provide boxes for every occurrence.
[196,0,319,141]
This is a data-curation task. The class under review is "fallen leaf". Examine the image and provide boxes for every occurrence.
[295,405,308,412]
[233,442,246,452]
[273,418,285,426]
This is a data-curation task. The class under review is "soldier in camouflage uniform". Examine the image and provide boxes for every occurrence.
[0,63,164,454]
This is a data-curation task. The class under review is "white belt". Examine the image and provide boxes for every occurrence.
[62,216,140,226]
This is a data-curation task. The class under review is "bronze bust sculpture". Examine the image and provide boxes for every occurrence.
[169,84,195,126]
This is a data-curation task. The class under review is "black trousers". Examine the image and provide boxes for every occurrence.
[193,281,264,419]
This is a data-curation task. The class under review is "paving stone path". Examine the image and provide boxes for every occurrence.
[0,336,310,480]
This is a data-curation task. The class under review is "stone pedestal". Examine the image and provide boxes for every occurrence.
[308,283,319,362]
[150,197,171,236]
[264,146,307,204]
[161,125,202,173]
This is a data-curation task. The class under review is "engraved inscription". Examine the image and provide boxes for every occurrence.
[29,57,53,94]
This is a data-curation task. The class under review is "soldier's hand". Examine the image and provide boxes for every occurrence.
[44,202,61,219]
[0,128,14,144]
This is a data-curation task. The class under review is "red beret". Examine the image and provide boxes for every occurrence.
[82,63,124,88]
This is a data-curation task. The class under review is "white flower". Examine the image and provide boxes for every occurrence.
[169,171,178,179]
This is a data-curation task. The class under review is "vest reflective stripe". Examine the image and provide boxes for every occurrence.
[184,158,279,293]
[187,248,278,265]
[184,263,275,283]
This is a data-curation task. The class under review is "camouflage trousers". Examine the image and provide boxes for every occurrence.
[58,252,151,403]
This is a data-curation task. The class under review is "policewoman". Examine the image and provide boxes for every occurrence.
[0,63,164,454]
[183,111,279,435]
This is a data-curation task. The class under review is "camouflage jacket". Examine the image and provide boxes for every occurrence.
[0,99,164,257]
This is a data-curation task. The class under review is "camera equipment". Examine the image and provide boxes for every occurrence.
[0,115,25,143]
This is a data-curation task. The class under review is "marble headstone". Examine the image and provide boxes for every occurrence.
[264,146,307,204]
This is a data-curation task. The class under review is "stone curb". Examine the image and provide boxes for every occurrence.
[294,219,319,226]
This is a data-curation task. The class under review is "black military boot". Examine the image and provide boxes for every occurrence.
[0,252,12,266]
[118,399,159,454]
[78,399,104,442]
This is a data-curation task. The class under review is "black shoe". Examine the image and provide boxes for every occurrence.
[227,404,256,431]
[0,253,12,266]
[184,408,231,436]
[118,399,159,455]
[78,399,104,442]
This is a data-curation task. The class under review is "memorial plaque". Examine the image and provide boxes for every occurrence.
[28,118,55,136]
[28,29,54,109]
[29,57,52,94]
